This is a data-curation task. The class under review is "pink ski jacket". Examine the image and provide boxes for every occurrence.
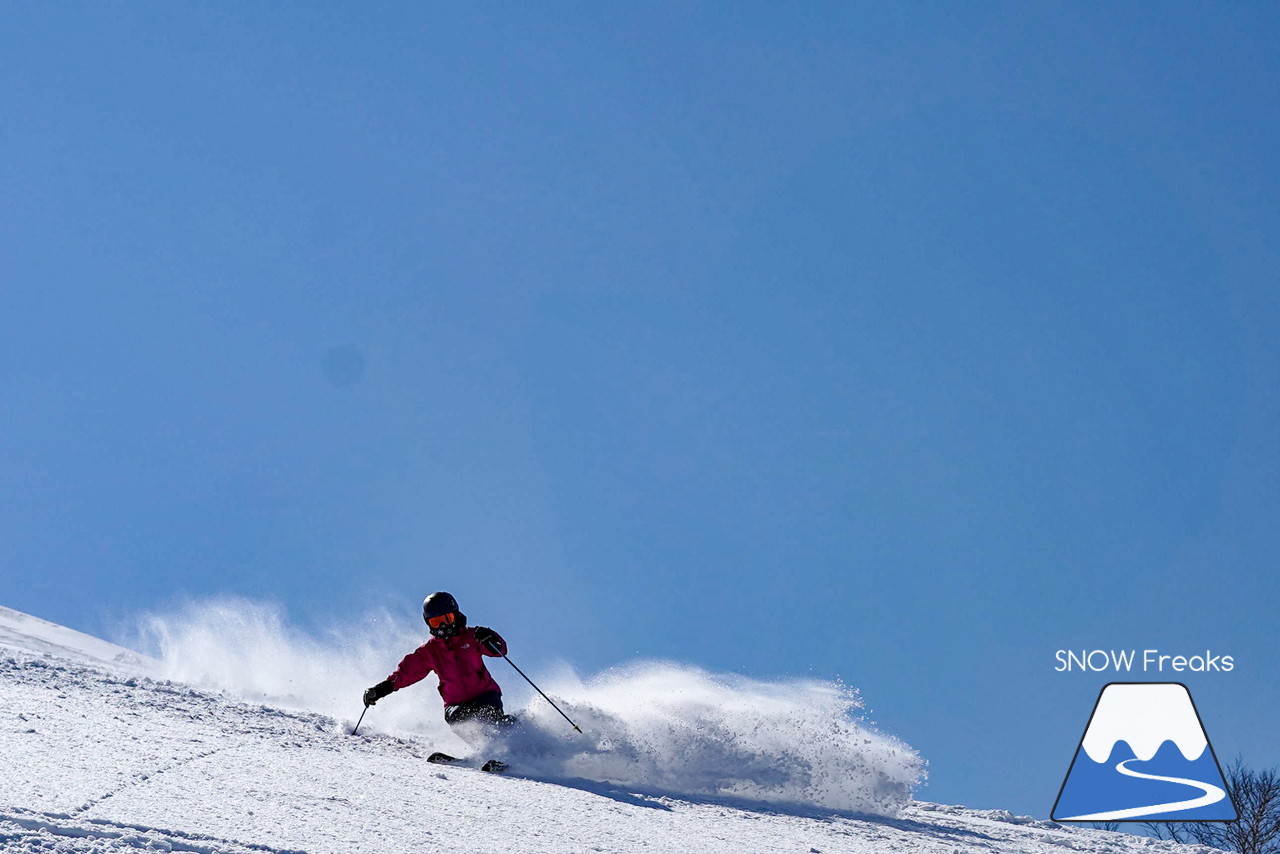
[386,626,507,706]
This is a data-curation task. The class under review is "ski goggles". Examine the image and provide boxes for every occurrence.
[427,611,457,630]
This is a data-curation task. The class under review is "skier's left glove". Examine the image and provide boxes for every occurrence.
[473,627,502,654]
[363,680,394,707]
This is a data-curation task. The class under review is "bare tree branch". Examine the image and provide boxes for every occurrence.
[1173,759,1280,854]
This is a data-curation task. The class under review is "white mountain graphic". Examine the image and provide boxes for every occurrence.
[1054,682,1237,822]
[1080,683,1207,762]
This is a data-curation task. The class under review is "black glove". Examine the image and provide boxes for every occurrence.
[473,626,502,653]
[363,680,394,707]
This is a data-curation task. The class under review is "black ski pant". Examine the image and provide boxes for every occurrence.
[444,691,512,728]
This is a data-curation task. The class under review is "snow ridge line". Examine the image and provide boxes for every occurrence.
[0,809,307,854]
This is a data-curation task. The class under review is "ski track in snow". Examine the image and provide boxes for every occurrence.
[1,632,1231,853]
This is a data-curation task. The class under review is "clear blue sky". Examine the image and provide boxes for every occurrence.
[3,2,1277,818]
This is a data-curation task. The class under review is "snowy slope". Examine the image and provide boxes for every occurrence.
[0,607,1226,854]
[0,606,156,672]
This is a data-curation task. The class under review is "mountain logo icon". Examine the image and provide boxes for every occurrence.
[1052,682,1238,822]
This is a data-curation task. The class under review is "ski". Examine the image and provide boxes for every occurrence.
[426,752,505,773]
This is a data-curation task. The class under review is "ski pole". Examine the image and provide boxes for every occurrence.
[487,641,583,734]
[352,705,369,736]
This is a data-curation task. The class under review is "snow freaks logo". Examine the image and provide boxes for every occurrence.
[1052,683,1239,822]
[1054,649,1234,673]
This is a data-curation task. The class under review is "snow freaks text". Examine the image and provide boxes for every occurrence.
[1054,650,1235,673]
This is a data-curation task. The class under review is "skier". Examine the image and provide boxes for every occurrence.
[362,592,515,737]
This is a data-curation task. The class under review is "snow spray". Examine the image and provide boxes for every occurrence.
[128,597,925,816]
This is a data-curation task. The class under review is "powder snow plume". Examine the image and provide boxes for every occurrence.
[128,597,455,740]
[127,597,925,816]
[491,662,925,815]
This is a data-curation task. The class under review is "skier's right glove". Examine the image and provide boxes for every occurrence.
[363,680,394,707]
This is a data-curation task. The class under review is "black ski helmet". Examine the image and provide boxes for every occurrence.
[422,591,467,638]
